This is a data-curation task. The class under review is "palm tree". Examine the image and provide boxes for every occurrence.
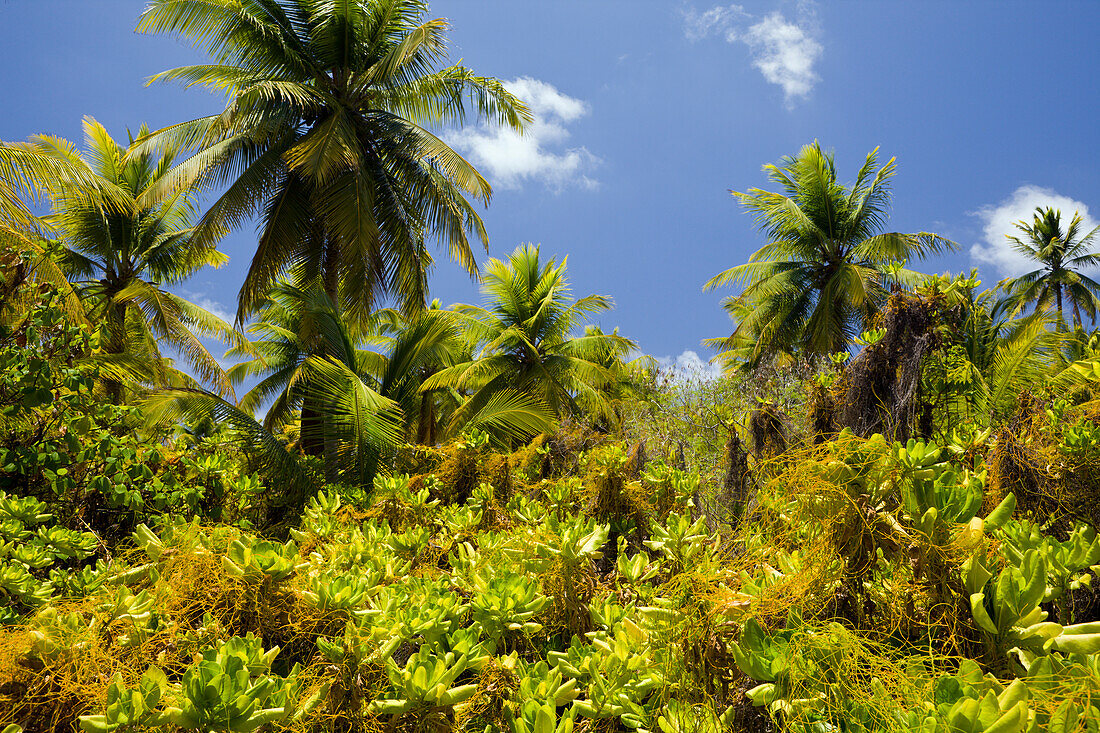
[1000,207,1100,330]
[704,294,797,373]
[704,142,956,366]
[1,140,134,322]
[575,325,654,429]
[370,302,468,445]
[226,281,396,476]
[231,283,546,454]
[422,244,636,433]
[136,0,530,322]
[29,118,244,398]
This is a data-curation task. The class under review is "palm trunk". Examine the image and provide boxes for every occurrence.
[1056,287,1065,330]
[300,399,325,458]
[317,234,342,483]
[104,300,128,403]
[416,395,431,445]
[416,367,438,445]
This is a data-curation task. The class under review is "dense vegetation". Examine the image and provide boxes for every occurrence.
[3,2,1100,732]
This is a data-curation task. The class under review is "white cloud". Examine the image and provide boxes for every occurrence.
[744,13,822,104]
[183,291,235,324]
[682,3,822,105]
[655,349,724,381]
[445,77,599,191]
[970,185,1099,276]
[682,4,748,41]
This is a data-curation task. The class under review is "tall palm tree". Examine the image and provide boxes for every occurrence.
[704,142,956,366]
[1001,207,1100,330]
[136,0,530,322]
[29,118,244,398]
[422,244,635,432]
[1,140,134,323]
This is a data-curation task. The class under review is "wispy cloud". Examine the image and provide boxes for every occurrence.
[445,77,599,192]
[970,185,1099,276]
[683,4,749,41]
[179,290,236,324]
[655,349,724,380]
[682,3,823,106]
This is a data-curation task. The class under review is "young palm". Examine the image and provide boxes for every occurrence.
[226,281,403,483]
[576,325,654,428]
[705,142,955,366]
[136,0,530,321]
[944,278,1061,423]
[1001,207,1100,329]
[370,303,468,444]
[30,118,244,398]
[422,244,635,433]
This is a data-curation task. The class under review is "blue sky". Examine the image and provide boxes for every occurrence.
[2,1,1098,376]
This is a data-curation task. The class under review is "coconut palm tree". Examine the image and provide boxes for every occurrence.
[136,0,530,322]
[705,142,956,367]
[175,280,401,487]
[422,244,635,433]
[575,325,654,429]
[230,283,548,456]
[28,118,244,399]
[370,302,467,445]
[1,140,134,322]
[1000,207,1100,330]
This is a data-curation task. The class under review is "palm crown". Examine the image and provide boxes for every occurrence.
[1001,206,1100,329]
[136,0,530,321]
[705,142,955,366]
[423,244,635,429]
[30,118,243,396]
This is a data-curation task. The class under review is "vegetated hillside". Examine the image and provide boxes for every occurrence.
[4,285,1100,732]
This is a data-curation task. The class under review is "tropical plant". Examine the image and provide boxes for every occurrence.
[226,281,395,454]
[1,138,135,318]
[576,325,654,428]
[374,302,490,444]
[23,118,243,398]
[142,385,321,508]
[225,282,537,480]
[1000,206,1100,329]
[923,274,1063,424]
[422,244,632,435]
[136,0,530,321]
[0,143,122,324]
[705,141,956,366]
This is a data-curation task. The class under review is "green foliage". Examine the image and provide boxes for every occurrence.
[137,0,529,319]
[1000,207,1100,330]
[164,635,320,732]
[908,665,1032,733]
[9,132,1100,733]
[78,667,169,733]
[371,647,478,715]
[423,244,633,435]
[705,141,955,365]
[469,571,549,639]
[221,538,304,584]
